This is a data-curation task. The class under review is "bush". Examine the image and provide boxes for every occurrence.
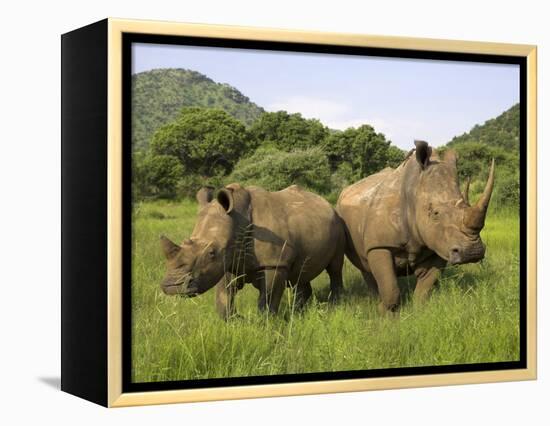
[228,147,331,194]
[151,107,252,177]
[323,125,404,180]
[440,141,517,182]
[133,152,183,199]
[462,170,519,213]
[176,174,224,199]
[249,111,329,151]
[493,169,520,208]
[324,163,354,204]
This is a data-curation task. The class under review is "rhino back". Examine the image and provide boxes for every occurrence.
[248,185,344,282]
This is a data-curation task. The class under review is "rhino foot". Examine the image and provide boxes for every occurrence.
[377,302,400,317]
[328,289,343,305]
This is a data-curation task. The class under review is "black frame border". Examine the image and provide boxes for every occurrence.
[122,33,528,394]
[61,19,109,406]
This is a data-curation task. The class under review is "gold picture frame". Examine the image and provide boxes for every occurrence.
[61,17,537,407]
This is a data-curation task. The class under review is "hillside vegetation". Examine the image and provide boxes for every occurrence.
[449,103,519,151]
[132,67,520,209]
[134,107,403,203]
[443,103,520,207]
[132,69,264,151]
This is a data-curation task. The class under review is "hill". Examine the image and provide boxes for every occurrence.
[444,103,520,207]
[132,68,265,151]
[447,103,519,151]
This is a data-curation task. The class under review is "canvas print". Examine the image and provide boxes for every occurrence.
[130,41,521,384]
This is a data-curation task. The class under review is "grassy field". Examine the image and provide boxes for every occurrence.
[131,199,520,383]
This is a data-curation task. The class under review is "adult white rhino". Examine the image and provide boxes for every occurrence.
[337,140,495,314]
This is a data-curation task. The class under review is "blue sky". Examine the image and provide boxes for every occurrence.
[132,43,519,149]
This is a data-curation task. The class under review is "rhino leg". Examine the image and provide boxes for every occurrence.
[361,271,379,296]
[413,255,447,304]
[294,281,313,310]
[215,273,238,320]
[326,251,344,303]
[257,268,287,314]
[367,248,400,315]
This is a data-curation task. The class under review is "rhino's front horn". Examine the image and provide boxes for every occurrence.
[463,159,495,231]
[160,235,181,260]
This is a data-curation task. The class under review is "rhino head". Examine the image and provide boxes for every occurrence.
[410,140,495,265]
[159,184,250,297]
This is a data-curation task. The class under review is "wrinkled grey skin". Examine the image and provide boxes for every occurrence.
[160,183,346,319]
[337,140,495,314]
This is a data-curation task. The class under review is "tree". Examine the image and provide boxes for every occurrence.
[133,152,183,199]
[439,141,517,182]
[249,111,329,151]
[228,146,331,195]
[386,145,407,168]
[150,107,252,177]
[323,125,404,181]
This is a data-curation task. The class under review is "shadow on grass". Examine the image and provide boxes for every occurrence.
[313,272,378,303]
[314,263,486,307]
[440,264,486,292]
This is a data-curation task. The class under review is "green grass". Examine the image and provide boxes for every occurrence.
[131,199,520,382]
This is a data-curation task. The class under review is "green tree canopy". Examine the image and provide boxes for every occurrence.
[150,107,251,177]
[324,125,405,181]
[248,111,329,151]
[133,152,183,199]
[228,146,331,194]
[443,142,516,180]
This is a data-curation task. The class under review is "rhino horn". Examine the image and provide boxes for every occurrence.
[462,176,471,206]
[160,235,181,260]
[464,159,495,231]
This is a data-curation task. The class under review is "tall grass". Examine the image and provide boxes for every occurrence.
[131,199,520,382]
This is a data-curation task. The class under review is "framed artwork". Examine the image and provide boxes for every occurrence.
[61,18,537,407]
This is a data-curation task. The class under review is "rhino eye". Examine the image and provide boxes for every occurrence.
[428,204,440,221]
[208,248,216,259]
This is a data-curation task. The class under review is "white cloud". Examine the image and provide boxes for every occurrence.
[267,96,350,122]
[328,117,392,136]
[267,95,389,133]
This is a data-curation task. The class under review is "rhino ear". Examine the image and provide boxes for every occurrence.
[217,188,234,214]
[160,235,181,260]
[196,186,215,207]
[415,140,432,170]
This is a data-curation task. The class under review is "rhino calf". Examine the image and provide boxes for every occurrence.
[337,140,495,315]
[160,183,346,319]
